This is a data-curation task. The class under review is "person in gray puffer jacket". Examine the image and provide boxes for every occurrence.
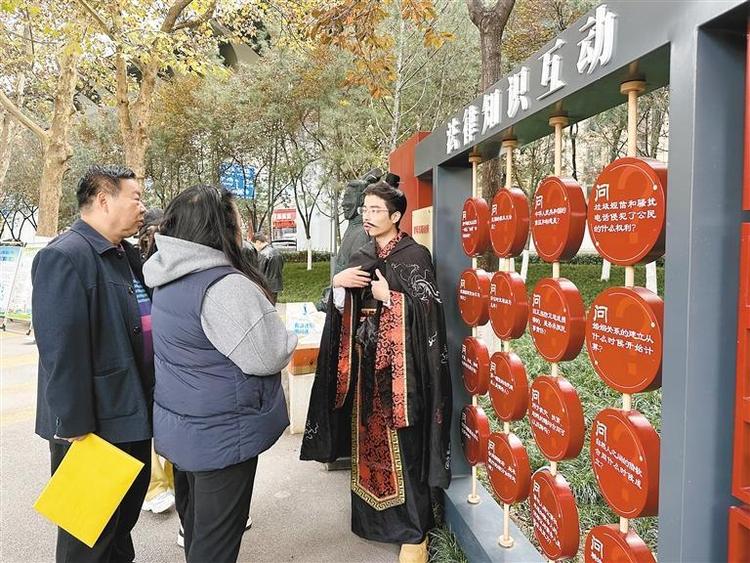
[143,185,297,563]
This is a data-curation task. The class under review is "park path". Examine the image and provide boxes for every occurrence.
[0,329,399,563]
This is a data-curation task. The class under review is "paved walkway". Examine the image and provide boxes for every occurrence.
[0,330,399,563]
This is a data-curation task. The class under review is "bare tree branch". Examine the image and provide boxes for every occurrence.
[172,0,218,32]
[0,90,47,142]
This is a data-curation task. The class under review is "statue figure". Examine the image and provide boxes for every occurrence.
[334,179,371,275]
[315,168,381,312]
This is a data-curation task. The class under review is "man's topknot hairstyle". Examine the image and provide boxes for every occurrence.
[76,165,136,209]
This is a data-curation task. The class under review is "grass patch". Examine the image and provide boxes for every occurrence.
[279,261,331,303]
[428,527,469,563]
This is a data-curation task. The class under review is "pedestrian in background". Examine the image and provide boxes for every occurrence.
[251,232,284,305]
[136,207,179,516]
[144,185,296,563]
[137,208,163,261]
[32,165,152,563]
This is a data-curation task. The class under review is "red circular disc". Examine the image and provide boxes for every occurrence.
[529,278,585,362]
[461,197,491,257]
[487,432,531,504]
[591,408,660,518]
[530,468,580,561]
[458,268,491,327]
[529,375,585,461]
[584,525,656,563]
[586,287,664,393]
[461,405,491,466]
[531,176,587,262]
[489,351,528,422]
[490,188,529,258]
[588,157,667,266]
[489,271,528,340]
[461,336,490,395]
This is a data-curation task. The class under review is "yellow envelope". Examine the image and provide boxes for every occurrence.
[33,434,145,548]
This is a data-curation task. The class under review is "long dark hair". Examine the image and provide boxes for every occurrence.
[160,185,272,300]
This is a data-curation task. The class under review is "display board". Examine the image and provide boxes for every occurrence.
[4,242,46,324]
[0,244,22,318]
[411,3,746,561]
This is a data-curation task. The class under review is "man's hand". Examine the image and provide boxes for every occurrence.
[333,266,371,289]
[371,269,390,302]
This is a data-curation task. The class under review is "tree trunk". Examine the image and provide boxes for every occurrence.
[307,238,313,271]
[466,0,516,271]
[0,71,25,191]
[388,15,406,153]
[0,111,17,193]
[36,47,79,237]
[115,50,158,188]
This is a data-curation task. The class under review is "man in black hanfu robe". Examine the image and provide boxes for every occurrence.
[301,181,452,563]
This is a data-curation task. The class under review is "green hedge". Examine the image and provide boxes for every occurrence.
[281,250,333,263]
[519,252,665,267]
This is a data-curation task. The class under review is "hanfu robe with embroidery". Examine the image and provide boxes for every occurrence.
[301,233,452,544]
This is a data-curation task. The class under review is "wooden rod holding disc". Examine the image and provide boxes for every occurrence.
[503,139,517,273]
[617,79,646,539]
[468,380,480,504]
[548,119,566,393]
[549,115,568,178]
[468,149,482,506]
[502,139,517,190]
[548,117,567,283]
[497,140,519,544]
[621,80,645,293]
[498,502,515,548]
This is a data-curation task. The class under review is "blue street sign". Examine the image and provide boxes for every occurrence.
[220,163,255,199]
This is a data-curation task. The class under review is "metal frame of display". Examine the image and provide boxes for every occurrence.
[413,2,749,561]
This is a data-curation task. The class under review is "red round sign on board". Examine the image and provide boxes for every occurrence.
[487,432,531,505]
[529,375,585,461]
[584,525,656,563]
[588,157,667,266]
[461,405,490,466]
[489,351,528,422]
[530,468,580,561]
[461,197,491,257]
[461,336,490,395]
[490,188,529,258]
[458,268,491,327]
[489,271,528,340]
[529,277,585,362]
[531,176,587,262]
[586,287,664,393]
[591,408,660,518]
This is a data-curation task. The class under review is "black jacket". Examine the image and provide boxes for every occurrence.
[32,219,154,443]
[259,244,284,293]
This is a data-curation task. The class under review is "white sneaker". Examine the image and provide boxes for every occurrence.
[245,515,252,532]
[177,525,184,548]
[142,491,175,514]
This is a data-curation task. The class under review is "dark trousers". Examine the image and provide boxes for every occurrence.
[49,439,151,563]
[173,467,189,527]
[181,457,258,563]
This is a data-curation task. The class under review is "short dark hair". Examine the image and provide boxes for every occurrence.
[76,165,136,209]
[251,232,268,243]
[363,180,407,226]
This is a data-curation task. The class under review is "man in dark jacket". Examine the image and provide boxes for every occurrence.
[32,165,152,563]
[251,232,284,305]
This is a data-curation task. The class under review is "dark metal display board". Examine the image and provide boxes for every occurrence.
[412,2,749,561]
